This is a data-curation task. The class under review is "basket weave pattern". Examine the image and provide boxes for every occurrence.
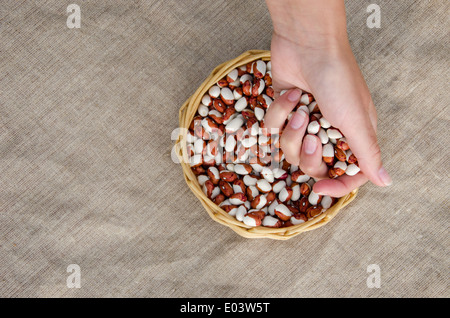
[174,50,357,240]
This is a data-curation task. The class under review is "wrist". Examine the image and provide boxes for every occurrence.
[266,0,349,50]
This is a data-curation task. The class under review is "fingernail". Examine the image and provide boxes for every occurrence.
[287,89,301,102]
[289,109,307,129]
[304,134,317,155]
[378,166,392,186]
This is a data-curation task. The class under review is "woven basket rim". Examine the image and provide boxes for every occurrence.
[175,50,358,240]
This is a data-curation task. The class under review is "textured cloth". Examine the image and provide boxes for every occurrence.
[0,0,448,297]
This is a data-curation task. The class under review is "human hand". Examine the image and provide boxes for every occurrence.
[264,0,392,197]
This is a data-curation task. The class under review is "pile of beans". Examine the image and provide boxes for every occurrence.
[185,59,359,227]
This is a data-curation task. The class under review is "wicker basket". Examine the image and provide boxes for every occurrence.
[174,50,358,240]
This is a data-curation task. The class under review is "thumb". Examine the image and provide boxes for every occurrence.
[341,113,392,187]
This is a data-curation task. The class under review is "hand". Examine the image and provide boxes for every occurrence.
[264,0,392,197]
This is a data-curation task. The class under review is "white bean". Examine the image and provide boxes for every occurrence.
[317,128,329,144]
[262,215,279,227]
[308,191,321,205]
[261,167,274,183]
[201,94,212,106]
[272,180,286,193]
[307,121,321,134]
[256,179,272,193]
[225,117,244,133]
[345,164,360,176]
[334,161,347,172]
[322,142,334,158]
[234,97,248,112]
[291,183,301,201]
[321,195,333,209]
[208,85,220,98]
[254,107,265,121]
[235,205,247,220]
[243,175,258,186]
[197,175,209,186]
[319,117,331,129]
[254,60,266,77]
[327,128,343,139]
[225,135,236,152]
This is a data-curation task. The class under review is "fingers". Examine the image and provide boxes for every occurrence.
[298,134,329,179]
[264,87,390,192]
[298,134,368,196]
[279,108,308,166]
[341,114,392,188]
[312,173,369,198]
[264,88,302,132]
[265,89,332,178]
